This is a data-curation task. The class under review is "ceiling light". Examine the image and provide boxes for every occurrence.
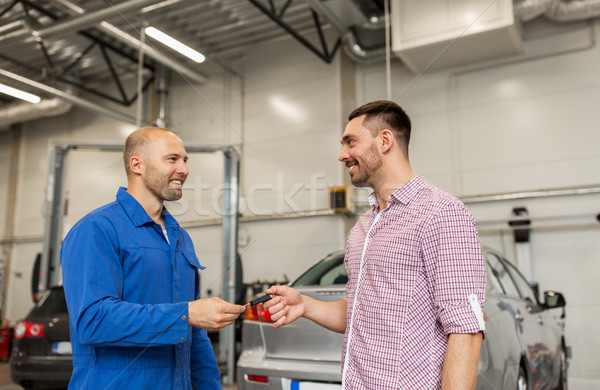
[0,83,41,103]
[145,27,205,63]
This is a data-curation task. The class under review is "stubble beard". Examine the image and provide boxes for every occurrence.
[351,143,383,188]
[144,163,184,202]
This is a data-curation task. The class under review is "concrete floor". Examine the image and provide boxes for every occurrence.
[0,361,237,389]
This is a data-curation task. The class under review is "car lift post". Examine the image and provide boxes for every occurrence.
[40,142,239,384]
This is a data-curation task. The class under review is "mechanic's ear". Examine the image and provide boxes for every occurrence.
[129,156,144,175]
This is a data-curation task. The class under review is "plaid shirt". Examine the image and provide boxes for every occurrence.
[341,176,486,389]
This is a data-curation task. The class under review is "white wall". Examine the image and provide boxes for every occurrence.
[356,17,600,382]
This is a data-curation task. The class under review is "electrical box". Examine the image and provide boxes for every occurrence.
[329,186,348,213]
[391,0,524,73]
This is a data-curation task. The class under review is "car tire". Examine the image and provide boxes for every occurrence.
[556,348,568,390]
[517,366,528,390]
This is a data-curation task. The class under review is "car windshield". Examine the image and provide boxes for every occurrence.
[291,253,347,287]
[30,287,68,316]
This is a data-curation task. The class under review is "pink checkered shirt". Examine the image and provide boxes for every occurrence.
[341,176,486,389]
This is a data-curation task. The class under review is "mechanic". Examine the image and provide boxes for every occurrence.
[60,126,245,389]
[265,100,486,389]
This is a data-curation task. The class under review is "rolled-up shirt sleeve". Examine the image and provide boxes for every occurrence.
[422,200,487,336]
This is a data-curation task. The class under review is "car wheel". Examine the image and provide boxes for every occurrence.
[517,366,528,390]
[557,348,568,390]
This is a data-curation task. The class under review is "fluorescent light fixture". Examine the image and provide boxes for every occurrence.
[145,26,205,63]
[0,83,41,103]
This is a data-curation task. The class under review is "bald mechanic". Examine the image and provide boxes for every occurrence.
[60,127,245,389]
[264,101,486,389]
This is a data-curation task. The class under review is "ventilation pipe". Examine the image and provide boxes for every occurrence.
[341,31,387,63]
[0,98,72,130]
[0,0,161,43]
[0,0,208,83]
[0,68,146,125]
[517,0,600,22]
[304,0,387,62]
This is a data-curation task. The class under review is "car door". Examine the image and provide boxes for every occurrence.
[502,259,560,388]
[484,252,546,388]
[476,258,522,390]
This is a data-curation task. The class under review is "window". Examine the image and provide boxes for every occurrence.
[292,253,347,287]
[31,287,68,316]
[503,259,539,306]
[485,253,520,298]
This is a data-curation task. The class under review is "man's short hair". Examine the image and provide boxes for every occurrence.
[348,100,412,155]
[123,127,176,176]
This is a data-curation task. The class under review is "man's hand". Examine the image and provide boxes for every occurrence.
[187,298,245,331]
[263,285,305,328]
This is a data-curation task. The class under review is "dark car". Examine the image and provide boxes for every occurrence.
[10,286,72,389]
[238,248,569,390]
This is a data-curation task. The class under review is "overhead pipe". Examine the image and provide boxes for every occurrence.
[0,68,148,125]
[0,0,160,43]
[303,0,387,62]
[53,0,209,83]
[156,65,169,128]
[517,0,600,22]
[341,30,387,63]
[1,0,208,83]
[0,98,72,129]
[516,0,553,21]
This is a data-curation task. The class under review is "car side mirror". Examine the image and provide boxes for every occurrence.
[544,291,566,309]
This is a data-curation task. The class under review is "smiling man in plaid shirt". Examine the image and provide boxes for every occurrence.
[265,100,486,389]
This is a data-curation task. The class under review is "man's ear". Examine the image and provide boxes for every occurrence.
[379,129,394,153]
[129,156,144,175]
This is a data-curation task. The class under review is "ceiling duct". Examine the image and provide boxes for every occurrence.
[517,0,600,22]
[304,0,387,62]
[0,0,208,84]
[0,68,145,125]
[0,98,72,130]
[0,0,160,44]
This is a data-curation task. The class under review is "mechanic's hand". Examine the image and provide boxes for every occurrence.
[264,285,305,329]
[187,298,245,331]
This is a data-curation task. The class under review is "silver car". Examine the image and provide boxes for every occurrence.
[237,248,569,390]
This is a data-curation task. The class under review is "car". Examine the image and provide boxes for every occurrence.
[237,248,569,390]
[10,286,72,389]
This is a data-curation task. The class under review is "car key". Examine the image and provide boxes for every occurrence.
[244,294,274,307]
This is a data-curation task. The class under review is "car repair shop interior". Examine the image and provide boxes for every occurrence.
[0,0,599,389]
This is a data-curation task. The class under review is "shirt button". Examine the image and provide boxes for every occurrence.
[180,338,184,342]
[182,315,187,320]
[172,227,176,230]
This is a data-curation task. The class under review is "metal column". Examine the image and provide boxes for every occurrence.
[39,144,69,291]
[219,147,240,384]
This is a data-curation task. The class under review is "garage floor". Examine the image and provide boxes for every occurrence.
[0,361,237,389]
[0,361,20,389]
[3,360,599,389]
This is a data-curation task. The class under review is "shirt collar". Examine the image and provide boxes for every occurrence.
[116,187,178,229]
[368,176,428,210]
